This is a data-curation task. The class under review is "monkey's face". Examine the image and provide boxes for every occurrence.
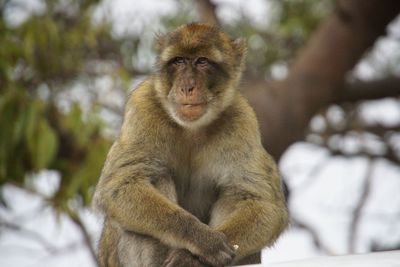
[155,23,247,129]
[165,55,217,122]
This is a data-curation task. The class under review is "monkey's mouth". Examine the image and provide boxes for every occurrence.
[181,102,206,107]
[176,102,207,121]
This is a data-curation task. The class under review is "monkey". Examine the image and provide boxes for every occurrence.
[92,23,288,267]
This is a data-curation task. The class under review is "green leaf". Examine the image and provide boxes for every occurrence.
[24,101,40,145]
[27,118,58,170]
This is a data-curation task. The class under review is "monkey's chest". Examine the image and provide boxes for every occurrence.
[173,172,218,224]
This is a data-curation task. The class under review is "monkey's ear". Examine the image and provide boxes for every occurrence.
[232,38,247,65]
[155,32,166,51]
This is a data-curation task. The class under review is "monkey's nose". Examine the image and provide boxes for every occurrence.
[181,86,194,95]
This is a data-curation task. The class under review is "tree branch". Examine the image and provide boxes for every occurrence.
[335,76,400,104]
[291,218,335,255]
[0,220,56,252]
[242,0,400,160]
[348,159,374,253]
[65,207,99,266]
[97,101,124,116]
[307,138,400,165]
[196,0,220,25]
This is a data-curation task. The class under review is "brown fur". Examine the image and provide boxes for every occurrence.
[93,23,288,267]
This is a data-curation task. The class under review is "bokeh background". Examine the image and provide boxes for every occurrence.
[1,0,400,266]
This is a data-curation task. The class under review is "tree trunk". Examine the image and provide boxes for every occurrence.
[241,0,400,160]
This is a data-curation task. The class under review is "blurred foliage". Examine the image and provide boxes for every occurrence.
[0,0,332,211]
[232,0,333,77]
[0,0,116,209]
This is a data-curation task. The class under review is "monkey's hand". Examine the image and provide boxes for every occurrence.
[195,230,235,267]
[164,249,209,267]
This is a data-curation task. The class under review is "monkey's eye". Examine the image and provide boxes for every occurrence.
[196,57,209,65]
[171,57,185,65]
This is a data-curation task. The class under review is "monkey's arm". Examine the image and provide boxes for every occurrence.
[93,144,234,266]
[98,178,200,247]
[209,152,289,261]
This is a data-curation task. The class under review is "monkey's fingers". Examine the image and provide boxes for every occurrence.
[202,232,236,266]
[198,241,235,267]
[164,249,210,267]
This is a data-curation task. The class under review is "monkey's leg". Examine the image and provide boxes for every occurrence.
[116,176,178,267]
[98,219,123,267]
[99,213,171,267]
[118,231,169,267]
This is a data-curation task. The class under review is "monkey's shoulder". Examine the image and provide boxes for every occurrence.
[119,79,179,144]
[232,94,259,124]
[124,79,168,121]
[127,79,158,112]
[213,94,260,139]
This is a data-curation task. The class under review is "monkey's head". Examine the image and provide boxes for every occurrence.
[154,23,247,129]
